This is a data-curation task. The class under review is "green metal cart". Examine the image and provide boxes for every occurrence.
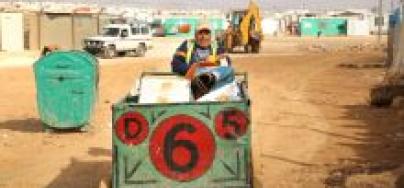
[112,72,252,188]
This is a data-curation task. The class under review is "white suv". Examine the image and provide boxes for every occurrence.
[83,23,153,58]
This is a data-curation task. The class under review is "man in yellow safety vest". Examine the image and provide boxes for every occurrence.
[171,22,234,99]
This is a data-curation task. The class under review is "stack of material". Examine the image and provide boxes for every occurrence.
[193,66,243,102]
[138,75,191,104]
[137,72,244,104]
[197,81,243,102]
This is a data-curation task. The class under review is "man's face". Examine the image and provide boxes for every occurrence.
[195,29,211,48]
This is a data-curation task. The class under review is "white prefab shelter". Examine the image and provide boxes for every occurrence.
[347,19,370,36]
[368,13,390,35]
[262,18,280,36]
[0,13,24,51]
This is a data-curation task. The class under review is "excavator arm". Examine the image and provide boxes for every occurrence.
[223,0,262,53]
[239,1,262,45]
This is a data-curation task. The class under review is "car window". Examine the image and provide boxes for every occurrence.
[103,28,120,37]
[141,27,150,34]
[131,27,140,35]
[121,29,129,37]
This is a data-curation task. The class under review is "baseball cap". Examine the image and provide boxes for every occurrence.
[196,22,211,33]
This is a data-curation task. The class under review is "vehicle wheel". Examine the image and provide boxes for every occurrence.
[244,44,251,53]
[370,86,394,107]
[103,46,116,59]
[251,40,260,53]
[99,177,112,188]
[226,48,233,53]
[117,52,126,57]
[43,126,54,133]
[79,125,89,133]
[249,160,254,187]
[88,51,97,56]
[136,44,146,57]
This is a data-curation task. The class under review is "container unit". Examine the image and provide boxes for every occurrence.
[300,17,347,37]
[262,17,280,36]
[24,12,40,50]
[24,12,104,50]
[34,51,98,131]
[0,13,24,51]
[347,19,370,36]
[112,73,252,188]
[72,14,99,50]
[163,17,225,38]
[369,13,390,35]
[39,13,74,49]
[163,17,199,38]
[39,13,99,50]
[209,18,225,34]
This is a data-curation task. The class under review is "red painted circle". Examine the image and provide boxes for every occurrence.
[215,109,249,140]
[149,115,215,182]
[115,112,149,146]
[173,147,191,166]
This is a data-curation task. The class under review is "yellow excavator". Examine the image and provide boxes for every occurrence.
[222,0,263,53]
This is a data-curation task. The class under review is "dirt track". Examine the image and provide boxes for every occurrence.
[1,37,403,188]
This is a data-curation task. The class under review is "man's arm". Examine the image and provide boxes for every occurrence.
[171,41,189,76]
[217,43,232,66]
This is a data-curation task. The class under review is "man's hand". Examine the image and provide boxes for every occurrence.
[185,59,217,80]
[185,63,200,80]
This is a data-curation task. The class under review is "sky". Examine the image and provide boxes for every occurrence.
[4,0,402,11]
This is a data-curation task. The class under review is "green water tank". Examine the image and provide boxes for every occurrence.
[34,51,98,131]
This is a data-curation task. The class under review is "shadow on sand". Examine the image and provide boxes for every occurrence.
[0,118,43,133]
[46,147,112,188]
[325,104,404,187]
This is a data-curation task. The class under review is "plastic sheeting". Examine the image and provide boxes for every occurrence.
[197,81,243,102]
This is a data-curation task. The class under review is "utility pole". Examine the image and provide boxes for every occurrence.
[378,0,383,44]
[402,0,404,18]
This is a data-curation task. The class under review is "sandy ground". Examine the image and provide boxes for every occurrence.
[0,36,403,188]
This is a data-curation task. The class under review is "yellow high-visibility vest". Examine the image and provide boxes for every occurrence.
[186,39,218,64]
